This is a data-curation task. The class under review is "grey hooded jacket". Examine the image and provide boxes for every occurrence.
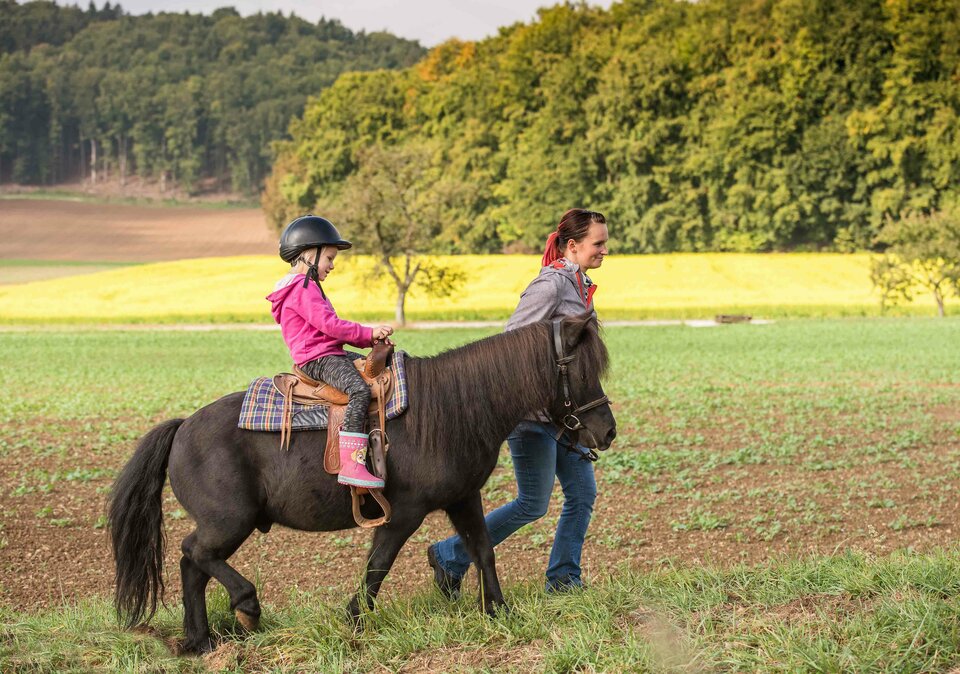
[504,258,597,332]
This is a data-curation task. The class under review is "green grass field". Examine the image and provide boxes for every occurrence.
[6,550,960,672]
[2,319,960,671]
[0,189,260,209]
[0,259,135,285]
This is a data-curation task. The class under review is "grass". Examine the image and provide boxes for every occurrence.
[2,319,960,670]
[0,253,952,323]
[4,550,960,672]
[1,317,953,421]
[0,189,260,209]
[0,260,133,267]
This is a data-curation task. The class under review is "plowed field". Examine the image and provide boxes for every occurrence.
[0,199,273,262]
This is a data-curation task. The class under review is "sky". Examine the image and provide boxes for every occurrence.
[109,0,617,47]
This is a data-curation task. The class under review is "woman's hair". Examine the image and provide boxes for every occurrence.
[541,209,606,267]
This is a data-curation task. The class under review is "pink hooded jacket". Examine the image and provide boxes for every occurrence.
[266,273,373,365]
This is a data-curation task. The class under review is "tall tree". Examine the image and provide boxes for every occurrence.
[269,0,960,254]
[0,1,424,191]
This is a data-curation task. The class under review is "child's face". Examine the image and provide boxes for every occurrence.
[314,246,338,281]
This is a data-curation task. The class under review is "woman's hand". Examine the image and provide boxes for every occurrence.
[372,325,394,342]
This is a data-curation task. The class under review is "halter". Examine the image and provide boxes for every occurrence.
[551,319,610,461]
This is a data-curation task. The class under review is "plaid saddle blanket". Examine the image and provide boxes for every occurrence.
[238,350,409,433]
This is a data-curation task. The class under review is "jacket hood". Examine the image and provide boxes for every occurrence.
[266,273,305,323]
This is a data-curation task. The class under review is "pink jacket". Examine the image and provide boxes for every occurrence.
[267,273,373,365]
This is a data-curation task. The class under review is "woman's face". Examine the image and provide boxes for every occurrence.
[566,221,609,270]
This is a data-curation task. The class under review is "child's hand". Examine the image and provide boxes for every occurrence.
[372,325,394,342]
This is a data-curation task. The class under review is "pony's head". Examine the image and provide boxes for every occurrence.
[545,314,616,452]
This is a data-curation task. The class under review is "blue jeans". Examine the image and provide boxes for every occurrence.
[433,421,597,588]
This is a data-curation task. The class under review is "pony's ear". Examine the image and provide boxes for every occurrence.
[562,312,598,348]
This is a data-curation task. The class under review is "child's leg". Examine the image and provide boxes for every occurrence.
[303,355,380,488]
[312,356,370,433]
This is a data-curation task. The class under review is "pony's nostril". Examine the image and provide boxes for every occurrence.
[606,428,617,443]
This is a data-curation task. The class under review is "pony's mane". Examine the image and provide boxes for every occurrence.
[404,315,608,456]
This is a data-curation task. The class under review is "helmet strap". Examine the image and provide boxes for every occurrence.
[301,247,322,289]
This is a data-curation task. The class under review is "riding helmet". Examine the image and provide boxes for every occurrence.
[278,215,352,263]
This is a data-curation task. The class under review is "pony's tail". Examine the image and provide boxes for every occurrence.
[108,418,184,627]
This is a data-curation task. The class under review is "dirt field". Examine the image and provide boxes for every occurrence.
[2,409,958,613]
[0,199,274,262]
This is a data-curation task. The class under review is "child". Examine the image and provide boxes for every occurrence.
[267,215,393,488]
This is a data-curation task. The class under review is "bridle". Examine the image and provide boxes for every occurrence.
[550,319,610,462]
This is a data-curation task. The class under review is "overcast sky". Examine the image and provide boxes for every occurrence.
[109,0,616,47]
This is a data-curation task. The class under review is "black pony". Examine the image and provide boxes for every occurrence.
[109,314,616,653]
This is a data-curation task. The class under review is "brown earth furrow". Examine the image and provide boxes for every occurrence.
[0,199,273,263]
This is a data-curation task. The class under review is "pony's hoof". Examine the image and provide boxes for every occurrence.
[345,599,368,633]
[483,600,510,618]
[235,609,260,632]
[173,636,216,656]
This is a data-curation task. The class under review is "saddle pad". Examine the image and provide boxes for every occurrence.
[238,350,409,433]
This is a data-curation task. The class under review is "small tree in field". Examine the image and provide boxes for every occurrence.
[329,144,468,325]
[870,208,960,317]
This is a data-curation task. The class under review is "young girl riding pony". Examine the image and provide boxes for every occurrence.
[267,215,393,489]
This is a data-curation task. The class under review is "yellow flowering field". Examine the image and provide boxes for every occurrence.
[0,253,936,323]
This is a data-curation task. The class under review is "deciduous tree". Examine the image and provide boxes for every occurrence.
[870,208,960,316]
[324,144,468,325]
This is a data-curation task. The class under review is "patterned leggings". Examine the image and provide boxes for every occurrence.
[301,354,371,434]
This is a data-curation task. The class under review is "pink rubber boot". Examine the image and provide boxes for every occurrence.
[337,431,384,489]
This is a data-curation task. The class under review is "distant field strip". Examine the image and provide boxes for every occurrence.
[0,259,134,286]
[0,253,938,323]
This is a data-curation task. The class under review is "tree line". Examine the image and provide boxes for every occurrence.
[0,1,424,193]
[265,0,960,253]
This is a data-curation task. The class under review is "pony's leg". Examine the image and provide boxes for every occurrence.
[179,554,214,654]
[445,492,507,615]
[181,527,261,637]
[347,510,426,626]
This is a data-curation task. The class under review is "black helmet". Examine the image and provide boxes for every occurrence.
[278,215,352,263]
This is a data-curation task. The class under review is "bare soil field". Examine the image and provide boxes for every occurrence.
[2,411,959,613]
[0,198,273,262]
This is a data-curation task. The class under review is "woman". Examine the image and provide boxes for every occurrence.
[428,208,610,594]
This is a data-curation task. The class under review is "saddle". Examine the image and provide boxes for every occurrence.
[272,340,395,528]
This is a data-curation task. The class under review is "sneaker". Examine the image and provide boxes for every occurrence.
[427,544,463,600]
[546,577,586,594]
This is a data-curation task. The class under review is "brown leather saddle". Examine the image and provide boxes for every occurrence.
[272,340,395,527]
